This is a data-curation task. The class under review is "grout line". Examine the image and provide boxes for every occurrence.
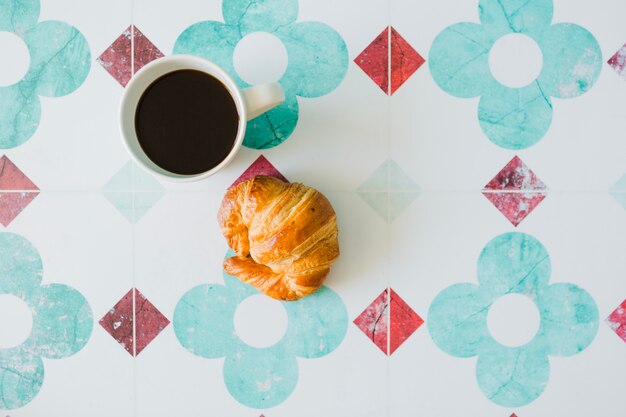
[131,23,135,76]
[482,190,549,194]
[8,188,620,194]
[387,25,391,96]
[386,287,391,356]
[130,140,137,417]
[386,3,392,417]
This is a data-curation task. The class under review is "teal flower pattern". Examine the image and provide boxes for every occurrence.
[174,0,348,149]
[428,232,598,407]
[0,232,93,409]
[429,0,602,149]
[0,0,91,149]
[174,252,348,408]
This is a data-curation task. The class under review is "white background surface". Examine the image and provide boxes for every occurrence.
[2,0,626,416]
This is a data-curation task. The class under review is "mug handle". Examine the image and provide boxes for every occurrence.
[240,83,285,121]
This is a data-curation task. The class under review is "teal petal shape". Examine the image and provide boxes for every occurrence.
[0,232,92,409]
[429,22,495,98]
[283,286,348,358]
[175,249,347,408]
[27,284,93,359]
[244,94,298,149]
[429,232,598,407]
[0,349,44,410]
[277,21,348,98]
[0,84,41,149]
[477,232,551,296]
[173,21,242,85]
[174,1,347,149]
[429,0,600,149]
[0,0,39,34]
[478,0,553,37]
[23,21,91,97]
[223,0,298,35]
[476,344,549,407]
[428,283,492,358]
[0,232,43,298]
[535,283,598,356]
[538,23,602,99]
[478,82,553,149]
[224,343,298,408]
[174,284,239,358]
[0,7,90,149]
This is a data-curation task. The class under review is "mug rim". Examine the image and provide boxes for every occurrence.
[119,54,247,183]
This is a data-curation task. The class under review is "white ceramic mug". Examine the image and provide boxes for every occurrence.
[119,55,285,182]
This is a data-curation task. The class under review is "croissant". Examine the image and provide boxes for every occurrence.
[217,175,339,301]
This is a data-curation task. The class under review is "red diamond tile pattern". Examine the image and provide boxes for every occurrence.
[354,26,425,95]
[0,155,39,227]
[389,288,424,355]
[483,156,547,227]
[133,26,165,74]
[354,27,388,94]
[606,299,626,344]
[97,26,132,87]
[608,43,626,81]
[231,155,288,188]
[99,288,170,356]
[97,25,164,87]
[354,288,423,355]
[100,288,134,355]
[390,27,425,95]
[354,288,389,354]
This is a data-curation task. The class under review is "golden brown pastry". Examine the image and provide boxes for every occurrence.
[218,175,339,301]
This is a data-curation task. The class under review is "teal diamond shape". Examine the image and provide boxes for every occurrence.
[357,159,420,223]
[102,161,165,223]
[610,173,626,211]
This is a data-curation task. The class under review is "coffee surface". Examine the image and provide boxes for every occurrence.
[135,70,239,175]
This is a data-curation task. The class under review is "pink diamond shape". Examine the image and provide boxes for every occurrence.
[390,27,425,95]
[389,288,423,355]
[606,299,626,344]
[354,289,389,354]
[608,43,626,81]
[99,288,170,356]
[97,26,132,86]
[483,156,547,226]
[230,155,288,188]
[0,155,39,227]
[355,26,425,95]
[354,27,388,94]
[97,25,164,87]
[133,26,164,74]
[354,288,423,355]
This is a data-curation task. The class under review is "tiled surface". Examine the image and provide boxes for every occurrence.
[1,0,626,416]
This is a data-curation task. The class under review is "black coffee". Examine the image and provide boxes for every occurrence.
[134,69,239,175]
